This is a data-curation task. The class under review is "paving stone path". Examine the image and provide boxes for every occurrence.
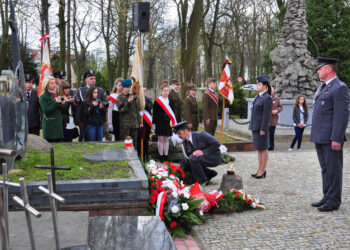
[193,146,350,249]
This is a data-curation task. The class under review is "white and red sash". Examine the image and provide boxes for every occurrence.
[205,90,219,106]
[155,97,177,126]
[107,95,117,104]
[139,110,152,127]
[108,93,118,111]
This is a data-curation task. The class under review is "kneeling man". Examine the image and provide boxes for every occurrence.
[173,121,222,184]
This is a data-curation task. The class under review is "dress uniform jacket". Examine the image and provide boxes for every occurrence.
[310,77,349,208]
[169,88,182,122]
[39,90,64,140]
[183,95,199,131]
[27,89,41,133]
[180,131,222,183]
[249,91,273,133]
[202,89,219,136]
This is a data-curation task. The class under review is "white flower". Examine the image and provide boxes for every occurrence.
[169,175,176,180]
[156,174,162,179]
[199,210,203,216]
[160,171,168,177]
[171,205,180,213]
[181,203,189,211]
[251,202,256,208]
[172,192,178,198]
[183,192,190,199]
[149,160,156,165]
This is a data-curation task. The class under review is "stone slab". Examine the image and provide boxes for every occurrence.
[87,216,176,250]
[83,148,138,162]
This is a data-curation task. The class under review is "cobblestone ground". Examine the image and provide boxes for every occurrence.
[193,144,350,249]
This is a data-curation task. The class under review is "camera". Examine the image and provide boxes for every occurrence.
[74,96,81,103]
[95,99,109,108]
[61,97,65,101]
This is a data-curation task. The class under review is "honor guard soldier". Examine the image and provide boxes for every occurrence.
[117,79,141,151]
[183,85,199,131]
[25,74,41,135]
[169,79,182,122]
[310,57,350,212]
[202,77,219,136]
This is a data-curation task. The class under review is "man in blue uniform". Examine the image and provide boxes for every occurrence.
[173,121,222,184]
[310,57,350,212]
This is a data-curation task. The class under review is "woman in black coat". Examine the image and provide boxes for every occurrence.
[248,76,273,179]
[153,83,175,162]
[289,95,309,150]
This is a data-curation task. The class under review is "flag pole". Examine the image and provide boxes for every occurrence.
[140,32,144,163]
[220,99,225,145]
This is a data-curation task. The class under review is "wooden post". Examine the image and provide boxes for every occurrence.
[220,100,225,144]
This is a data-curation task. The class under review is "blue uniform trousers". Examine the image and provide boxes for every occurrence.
[315,143,343,208]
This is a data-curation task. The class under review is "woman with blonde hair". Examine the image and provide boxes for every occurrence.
[39,76,65,142]
[107,78,123,140]
[289,95,309,151]
[153,83,176,162]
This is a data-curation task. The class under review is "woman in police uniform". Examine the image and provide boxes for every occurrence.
[248,76,273,179]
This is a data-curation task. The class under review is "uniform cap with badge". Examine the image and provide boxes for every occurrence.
[83,70,95,80]
[316,56,339,70]
[256,75,270,83]
[24,74,34,82]
[53,70,66,79]
[172,121,189,134]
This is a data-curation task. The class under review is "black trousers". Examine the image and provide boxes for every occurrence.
[315,143,343,208]
[78,124,87,142]
[269,126,276,150]
[112,110,120,141]
[28,127,40,136]
[181,153,221,184]
[137,124,151,161]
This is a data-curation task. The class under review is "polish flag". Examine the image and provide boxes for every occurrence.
[37,34,52,97]
[218,57,234,104]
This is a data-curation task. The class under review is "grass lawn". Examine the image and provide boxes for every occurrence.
[5,142,133,182]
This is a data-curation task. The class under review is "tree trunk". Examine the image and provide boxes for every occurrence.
[58,0,66,70]
[0,0,9,71]
[66,0,71,85]
[41,0,50,35]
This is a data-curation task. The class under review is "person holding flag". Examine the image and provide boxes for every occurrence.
[218,57,235,142]
[202,77,219,136]
[37,33,53,97]
[153,83,177,162]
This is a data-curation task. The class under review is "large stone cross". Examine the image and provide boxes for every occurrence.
[35,148,71,193]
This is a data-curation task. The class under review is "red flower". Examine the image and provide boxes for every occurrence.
[235,193,241,199]
[169,163,177,172]
[149,177,154,181]
[152,190,159,196]
[156,179,163,186]
[149,195,157,203]
[158,187,166,192]
[170,221,177,228]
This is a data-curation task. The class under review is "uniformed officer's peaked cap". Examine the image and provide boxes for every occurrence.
[83,70,95,80]
[121,79,132,87]
[172,121,189,134]
[188,85,196,90]
[24,74,34,82]
[316,57,339,70]
[256,75,270,83]
[53,70,66,79]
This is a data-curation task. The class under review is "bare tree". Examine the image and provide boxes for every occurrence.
[0,0,9,70]
[58,0,65,70]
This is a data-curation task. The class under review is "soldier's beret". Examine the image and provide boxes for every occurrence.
[171,79,180,85]
[172,121,189,134]
[24,74,34,82]
[83,70,95,80]
[53,70,66,79]
[256,75,270,83]
[121,79,132,87]
[316,56,339,70]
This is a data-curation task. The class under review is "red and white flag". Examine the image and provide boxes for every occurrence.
[218,57,234,104]
[37,34,52,97]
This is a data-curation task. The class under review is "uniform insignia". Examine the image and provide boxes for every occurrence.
[321,101,325,105]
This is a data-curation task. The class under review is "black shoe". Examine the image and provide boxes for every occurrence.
[254,171,266,179]
[164,155,168,162]
[268,148,274,151]
[317,203,339,212]
[159,155,164,162]
[207,171,218,182]
[251,173,257,177]
[311,200,326,207]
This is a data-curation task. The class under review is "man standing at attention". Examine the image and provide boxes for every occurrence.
[169,79,182,122]
[183,85,199,131]
[310,57,349,212]
[202,77,219,136]
[25,74,41,136]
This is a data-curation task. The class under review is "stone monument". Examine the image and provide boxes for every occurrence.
[269,0,320,99]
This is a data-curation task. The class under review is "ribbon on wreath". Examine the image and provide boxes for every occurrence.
[156,191,168,220]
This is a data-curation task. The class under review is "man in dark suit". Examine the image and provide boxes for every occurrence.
[25,74,41,135]
[310,57,350,212]
[173,121,222,184]
[75,70,106,141]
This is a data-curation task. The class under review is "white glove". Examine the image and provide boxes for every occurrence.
[152,124,156,132]
[108,123,113,132]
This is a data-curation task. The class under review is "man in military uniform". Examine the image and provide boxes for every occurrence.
[183,85,199,131]
[202,77,219,136]
[25,74,41,135]
[75,70,106,141]
[54,70,66,88]
[117,79,141,151]
[169,79,182,122]
[173,121,221,185]
[310,57,350,212]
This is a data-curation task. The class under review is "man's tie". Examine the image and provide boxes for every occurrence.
[186,140,194,155]
[26,92,30,104]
